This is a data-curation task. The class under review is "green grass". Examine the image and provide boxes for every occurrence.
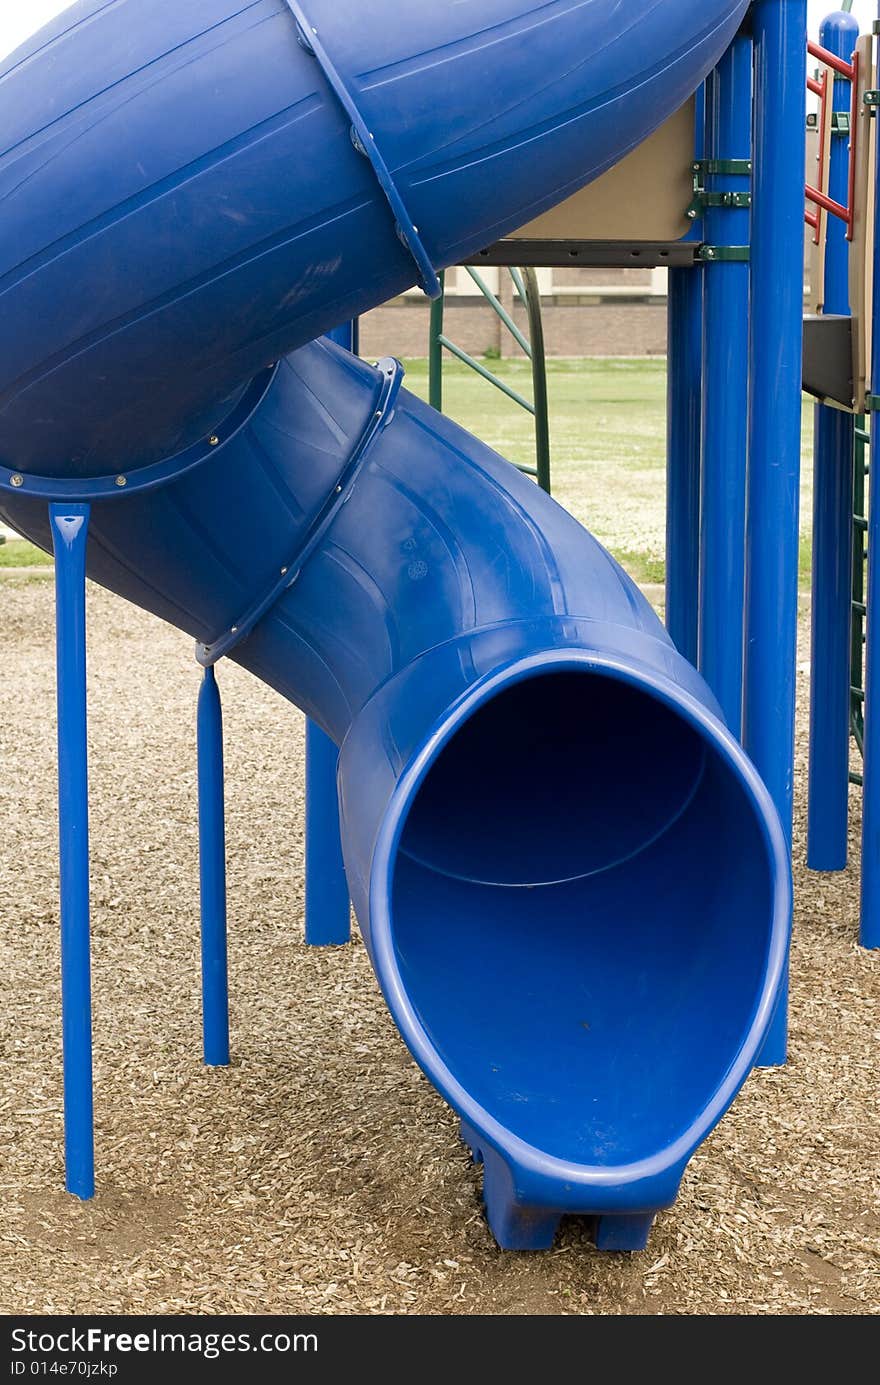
[611,549,667,586]
[402,356,816,589]
[0,538,51,569]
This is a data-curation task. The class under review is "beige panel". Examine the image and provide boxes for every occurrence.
[509,98,695,243]
[849,35,874,414]
[806,91,833,314]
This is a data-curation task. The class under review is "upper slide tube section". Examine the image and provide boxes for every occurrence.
[0,0,748,481]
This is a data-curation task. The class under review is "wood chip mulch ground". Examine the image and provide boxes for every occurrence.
[0,576,877,1315]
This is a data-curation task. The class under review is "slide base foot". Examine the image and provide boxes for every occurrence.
[594,1212,655,1253]
[461,1120,657,1253]
[460,1119,559,1251]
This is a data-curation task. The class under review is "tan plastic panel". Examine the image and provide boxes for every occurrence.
[806,95,833,314]
[508,98,695,244]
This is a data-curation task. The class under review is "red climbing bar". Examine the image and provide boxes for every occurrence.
[812,68,829,243]
[808,38,856,80]
[805,183,851,224]
[805,39,859,241]
[847,49,860,241]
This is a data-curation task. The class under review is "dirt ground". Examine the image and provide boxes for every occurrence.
[0,573,877,1316]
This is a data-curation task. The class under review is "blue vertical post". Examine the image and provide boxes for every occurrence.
[666,85,705,668]
[50,503,95,1199]
[744,0,808,1063]
[699,32,752,736]
[305,720,350,945]
[808,10,859,871]
[197,664,230,1065]
[859,3,880,950]
[304,319,353,946]
[666,267,703,667]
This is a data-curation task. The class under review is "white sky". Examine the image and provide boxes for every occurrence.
[0,1,877,63]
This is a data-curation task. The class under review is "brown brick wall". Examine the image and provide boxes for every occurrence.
[358,299,668,360]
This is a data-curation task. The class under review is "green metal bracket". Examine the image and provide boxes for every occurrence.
[852,415,869,762]
[687,189,751,220]
[863,90,880,108]
[809,110,852,131]
[865,393,880,412]
[692,158,752,176]
[687,157,752,222]
[697,245,750,263]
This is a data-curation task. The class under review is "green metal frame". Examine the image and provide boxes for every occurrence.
[851,417,868,784]
[428,266,552,493]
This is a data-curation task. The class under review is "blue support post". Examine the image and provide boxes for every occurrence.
[666,266,703,668]
[859,5,880,950]
[698,33,752,736]
[304,318,353,946]
[744,0,808,1063]
[50,503,95,1200]
[305,720,351,946]
[197,664,230,1065]
[807,9,859,872]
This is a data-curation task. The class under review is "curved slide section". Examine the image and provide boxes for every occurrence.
[0,0,785,1250]
[0,0,748,477]
[2,339,789,1249]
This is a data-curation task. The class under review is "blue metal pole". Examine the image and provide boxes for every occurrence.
[305,720,351,945]
[666,267,703,667]
[699,33,753,736]
[807,9,859,872]
[50,503,95,1200]
[744,0,808,1063]
[197,664,230,1065]
[859,5,880,949]
[304,319,353,947]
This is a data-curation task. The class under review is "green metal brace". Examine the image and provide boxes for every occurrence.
[428,266,552,493]
[689,158,752,262]
[697,245,751,262]
[851,418,869,782]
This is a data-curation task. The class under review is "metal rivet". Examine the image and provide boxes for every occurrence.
[231,626,238,634]
[209,435,220,447]
[375,410,383,419]
[335,484,343,494]
[280,567,288,576]
[10,473,23,487]
[115,475,127,487]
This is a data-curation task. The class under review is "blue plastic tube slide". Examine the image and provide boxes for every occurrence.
[0,0,788,1250]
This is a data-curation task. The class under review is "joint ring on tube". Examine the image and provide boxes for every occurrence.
[197,356,405,667]
[281,0,441,299]
[0,368,277,504]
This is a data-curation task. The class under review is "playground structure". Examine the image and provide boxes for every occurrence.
[802,9,880,955]
[0,0,873,1255]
